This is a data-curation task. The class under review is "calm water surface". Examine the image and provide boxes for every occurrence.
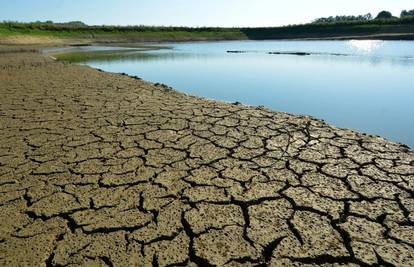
[78,40,414,147]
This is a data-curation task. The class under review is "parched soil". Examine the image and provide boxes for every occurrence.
[0,50,413,266]
[0,35,64,45]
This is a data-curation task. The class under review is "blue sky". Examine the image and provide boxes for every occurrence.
[1,0,413,27]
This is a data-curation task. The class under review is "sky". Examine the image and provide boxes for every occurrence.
[1,0,413,27]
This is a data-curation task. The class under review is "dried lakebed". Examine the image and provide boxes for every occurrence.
[0,50,413,266]
[70,40,414,148]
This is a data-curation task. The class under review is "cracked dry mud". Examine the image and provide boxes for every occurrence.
[0,50,413,267]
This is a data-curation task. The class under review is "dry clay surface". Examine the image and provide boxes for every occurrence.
[0,51,413,267]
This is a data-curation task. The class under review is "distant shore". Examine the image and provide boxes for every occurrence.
[2,18,414,45]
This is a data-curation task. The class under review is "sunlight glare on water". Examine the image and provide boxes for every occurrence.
[348,40,384,53]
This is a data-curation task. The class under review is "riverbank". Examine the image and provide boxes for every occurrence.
[2,32,414,46]
[1,18,414,45]
[0,48,413,266]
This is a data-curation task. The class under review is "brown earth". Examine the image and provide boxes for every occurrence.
[0,48,413,266]
[1,32,414,46]
[0,35,68,45]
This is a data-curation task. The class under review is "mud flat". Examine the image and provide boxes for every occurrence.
[0,48,413,266]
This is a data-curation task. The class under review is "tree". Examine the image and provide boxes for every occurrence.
[363,13,373,20]
[312,13,373,24]
[401,9,414,18]
[375,11,393,19]
[66,21,86,26]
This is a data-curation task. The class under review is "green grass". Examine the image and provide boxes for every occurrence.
[52,50,192,63]
[0,21,246,40]
[53,50,149,62]
[0,28,246,42]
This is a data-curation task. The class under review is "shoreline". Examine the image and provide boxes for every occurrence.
[1,32,414,46]
[45,42,413,149]
[54,48,412,149]
[1,48,413,265]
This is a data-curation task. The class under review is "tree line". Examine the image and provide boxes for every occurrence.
[1,9,413,33]
[401,9,414,17]
[313,9,414,24]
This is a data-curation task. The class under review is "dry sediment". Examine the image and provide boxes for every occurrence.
[0,50,413,266]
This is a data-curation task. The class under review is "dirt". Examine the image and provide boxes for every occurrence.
[0,35,70,45]
[1,32,414,47]
[0,49,413,266]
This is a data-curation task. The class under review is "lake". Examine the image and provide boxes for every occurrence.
[72,40,414,148]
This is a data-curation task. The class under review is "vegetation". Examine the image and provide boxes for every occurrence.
[241,16,414,40]
[0,21,245,42]
[50,49,196,63]
[312,13,372,24]
[1,9,414,42]
[312,10,413,24]
[401,9,414,18]
[0,21,241,35]
[53,50,157,62]
[375,11,394,19]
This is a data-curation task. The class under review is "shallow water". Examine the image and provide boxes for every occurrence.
[77,40,414,147]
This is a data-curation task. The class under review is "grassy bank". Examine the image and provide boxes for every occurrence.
[50,47,176,62]
[0,24,246,44]
[1,17,414,44]
[241,17,414,39]
[0,28,245,39]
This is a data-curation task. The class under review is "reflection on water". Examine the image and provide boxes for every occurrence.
[348,40,384,53]
[78,40,414,147]
[81,51,204,63]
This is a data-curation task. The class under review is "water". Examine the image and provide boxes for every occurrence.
[76,40,414,148]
